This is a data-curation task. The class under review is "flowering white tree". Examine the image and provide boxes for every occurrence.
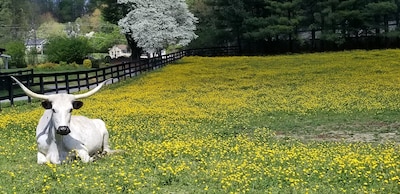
[117,0,198,54]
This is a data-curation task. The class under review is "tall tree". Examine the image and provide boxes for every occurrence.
[57,0,86,23]
[0,0,12,45]
[186,0,219,48]
[206,0,248,49]
[364,0,397,35]
[333,0,365,48]
[100,0,141,58]
[118,0,198,56]
[300,0,320,51]
[264,0,302,52]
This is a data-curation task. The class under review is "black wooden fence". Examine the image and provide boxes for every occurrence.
[0,46,239,107]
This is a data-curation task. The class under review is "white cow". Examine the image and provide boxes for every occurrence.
[11,76,117,164]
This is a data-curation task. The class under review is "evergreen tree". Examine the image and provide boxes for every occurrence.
[186,0,219,48]
[300,0,320,50]
[57,0,86,23]
[0,0,12,45]
[206,0,248,49]
[364,0,397,35]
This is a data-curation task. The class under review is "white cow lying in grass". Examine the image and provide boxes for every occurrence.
[11,76,118,164]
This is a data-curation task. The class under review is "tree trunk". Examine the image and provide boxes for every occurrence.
[125,34,142,60]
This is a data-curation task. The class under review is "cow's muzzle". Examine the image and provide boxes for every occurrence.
[56,126,71,135]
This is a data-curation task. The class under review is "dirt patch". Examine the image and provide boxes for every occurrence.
[277,131,399,143]
[275,121,400,143]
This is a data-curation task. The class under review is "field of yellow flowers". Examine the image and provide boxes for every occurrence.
[0,50,400,193]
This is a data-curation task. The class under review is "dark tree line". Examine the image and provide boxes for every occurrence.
[29,0,99,23]
[3,0,400,57]
[188,0,400,54]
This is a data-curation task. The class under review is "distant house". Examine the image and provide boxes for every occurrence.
[25,39,47,54]
[108,44,131,59]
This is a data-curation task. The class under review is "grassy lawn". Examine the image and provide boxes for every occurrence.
[0,50,399,193]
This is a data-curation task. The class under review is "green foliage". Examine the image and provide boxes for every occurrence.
[5,41,26,68]
[46,36,91,64]
[88,27,125,53]
[28,61,90,72]
[100,0,128,24]
[0,0,12,45]
[57,0,86,22]
[191,0,400,51]
[31,62,60,70]
[0,0,30,44]
[36,20,65,40]
[83,59,92,68]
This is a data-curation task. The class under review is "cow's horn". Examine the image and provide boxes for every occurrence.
[74,79,111,99]
[10,76,49,100]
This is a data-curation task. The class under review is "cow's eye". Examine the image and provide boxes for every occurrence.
[52,109,56,113]
[69,109,73,113]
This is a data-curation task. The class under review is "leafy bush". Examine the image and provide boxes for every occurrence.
[91,58,102,68]
[46,36,90,64]
[5,41,26,68]
[29,62,89,72]
[35,62,60,70]
[83,59,92,68]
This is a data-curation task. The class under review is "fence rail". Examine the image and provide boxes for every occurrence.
[0,47,238,107]
[185,46,240,56]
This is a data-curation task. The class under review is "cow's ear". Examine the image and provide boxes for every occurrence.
[72,101,83,109]
[41,101,52,109]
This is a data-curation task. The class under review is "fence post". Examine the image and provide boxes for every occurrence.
[111,66,115,83]
[85,72,89,89]
[95,70,99,85]
[65,74,70,94]
[54,75,59,93]
[39,76,44,94]
[8,76,14,106]
[117,65,121,81]
[128,62,132,77]
[77,74,81,91]
[103,69,106,82]
[26,75,31,103]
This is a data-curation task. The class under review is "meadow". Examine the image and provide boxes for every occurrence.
[0,50,400,193]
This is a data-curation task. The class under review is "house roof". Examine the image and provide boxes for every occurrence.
[0,54,11,58]
[111,44,129,50]
[25,39,47,46]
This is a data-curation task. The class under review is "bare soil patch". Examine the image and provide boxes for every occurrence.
[276,121,400,143]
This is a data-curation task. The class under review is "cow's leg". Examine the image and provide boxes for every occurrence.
[37,152,47,164]
[102,131,112,153]
[47,153,61,164]
[102,130,122,155]
[77,149,92,163]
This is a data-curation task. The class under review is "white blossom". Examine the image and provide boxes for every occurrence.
[118,0,198,53]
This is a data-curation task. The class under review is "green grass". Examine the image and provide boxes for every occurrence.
[0,50,400,193]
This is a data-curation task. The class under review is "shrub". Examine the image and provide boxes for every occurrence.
[5,41,26,68]
[46,36,90,64]
[83,59,92,68]
[35,62,60,70]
